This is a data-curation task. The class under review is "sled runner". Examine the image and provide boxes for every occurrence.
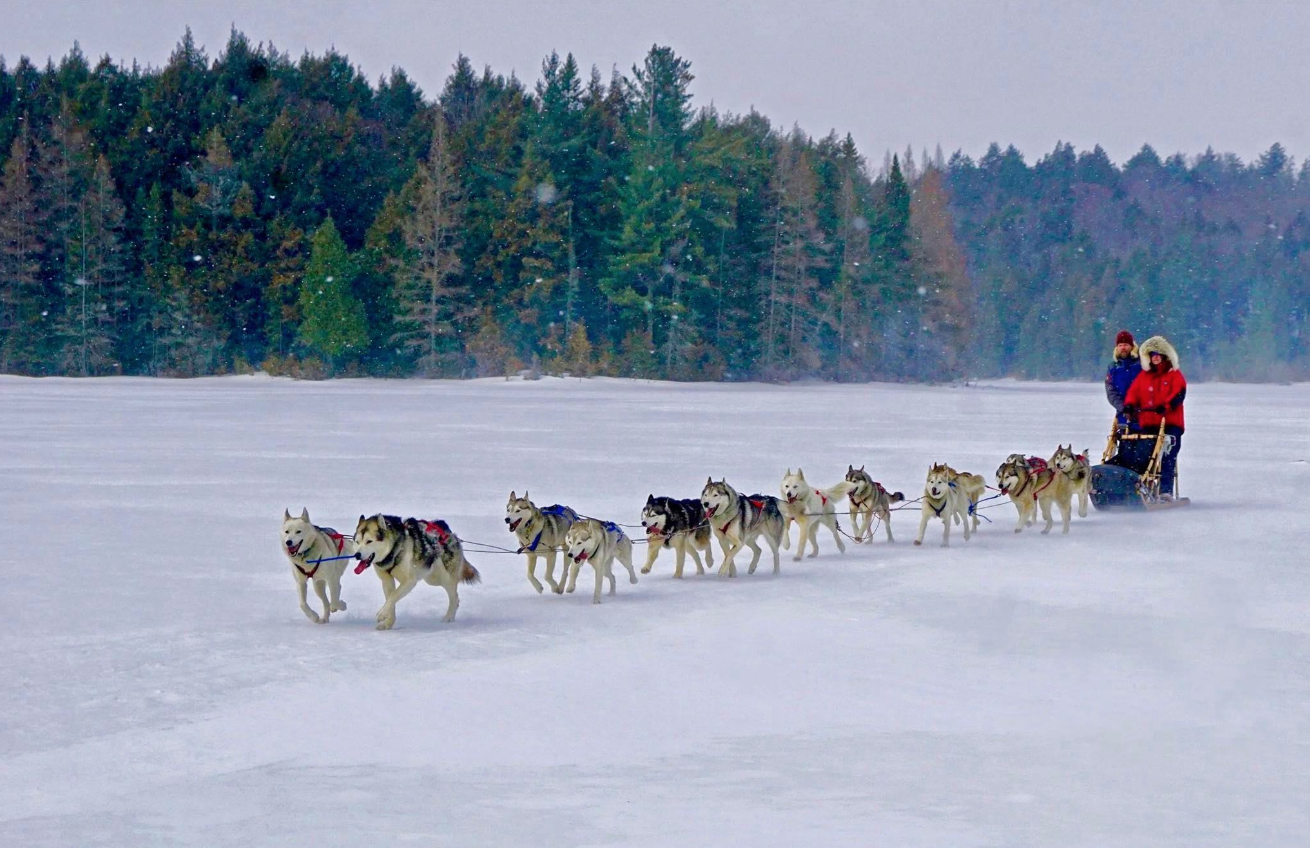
[1091,419,1189,511]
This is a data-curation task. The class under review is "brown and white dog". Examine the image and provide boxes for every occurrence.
[353,514,480,630]
[995,454,1074,535]
[1050,445,1092,519]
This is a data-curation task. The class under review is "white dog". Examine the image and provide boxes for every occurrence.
[280,508,353,623]
[779,468,854,560]
[563,518,638,603]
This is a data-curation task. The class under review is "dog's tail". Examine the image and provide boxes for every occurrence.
[888,491,905,504]
[462,559,481,584]
[823,480,857,501]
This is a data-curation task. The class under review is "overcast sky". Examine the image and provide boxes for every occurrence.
[4,0,1308,167]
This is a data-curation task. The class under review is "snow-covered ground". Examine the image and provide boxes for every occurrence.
[1,374,1308,847]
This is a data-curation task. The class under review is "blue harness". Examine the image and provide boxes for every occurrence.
[524,505,578,553]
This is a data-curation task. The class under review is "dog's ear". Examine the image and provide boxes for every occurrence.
[860,465,865,472]
[300,507,309,521]
[797,467,804,478]
[509,490,516,501]
[646,493,654,504]
[524,489,529,501]
[358,514,366,525]
[284,508,291,521]
[847,464,853,473]
[706,476,713,486]
[785,467,791,477]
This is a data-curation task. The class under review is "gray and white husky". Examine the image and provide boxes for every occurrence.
[280,508,353,623]
[353,514,480,630]
[505,491,579,594]
[779,468,853,560]
[563,518,638,604]
[1050,444,1092,518]
[844,465,905,543]
[700,478,787,577]
[640,495,715,578]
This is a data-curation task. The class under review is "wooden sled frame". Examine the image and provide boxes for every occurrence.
[1100,419,1190,509]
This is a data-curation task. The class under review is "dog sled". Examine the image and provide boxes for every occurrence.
[1090,419,1190,511]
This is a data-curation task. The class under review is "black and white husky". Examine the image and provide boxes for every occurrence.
[640,495,715,578]
[353,514,480,630]
[280,508,353,623]
[505,491,579,594]
[844,465,905,543]
[563,518,638,603]
[700,478,787,577]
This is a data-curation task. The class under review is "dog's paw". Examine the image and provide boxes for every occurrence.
[376,619,394,631]
[376,606,392,623]
[532,583,544,594]
[331,600,347,612]
[443,614,456,623]
[302,608,322,624]
[640,566,652,574]
[913,540,922,546]
[592,597,602,605]
[552,585,565,595]
[1041,528,1051,535]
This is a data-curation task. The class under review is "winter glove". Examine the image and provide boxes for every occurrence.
[1147,405,1167,415]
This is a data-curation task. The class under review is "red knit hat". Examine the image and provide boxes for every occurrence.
[1115,330,1135,346]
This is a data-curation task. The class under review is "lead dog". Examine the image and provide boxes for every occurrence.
[353,514,480,630]
[779,468,853,560]
[700,478,787,577]
[845,465,904,543]
[914,463,978,547]
[280,508,353,623]
[1050,444,1091,518]
[563,518,638,603]
[640,495,715,578]
[506,491,579,594]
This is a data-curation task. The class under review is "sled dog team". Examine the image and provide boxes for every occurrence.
[282,446,1092,629]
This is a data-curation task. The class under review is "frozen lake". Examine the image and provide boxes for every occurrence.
[1,374,1308,846]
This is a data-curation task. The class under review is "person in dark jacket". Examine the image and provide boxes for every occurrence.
[1105,329,1142,428]
[1124,336,1187,497]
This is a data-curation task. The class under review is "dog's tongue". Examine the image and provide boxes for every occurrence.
[354,559,372,575]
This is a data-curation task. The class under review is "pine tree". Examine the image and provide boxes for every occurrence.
[55,155,128,375]
[0,128,50,372]
[393,113,471,376]
[295,217,367,374]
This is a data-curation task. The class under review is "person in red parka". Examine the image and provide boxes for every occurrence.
[1123,335,1186,497]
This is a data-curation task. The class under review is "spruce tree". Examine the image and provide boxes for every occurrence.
[393,113,470,376]
[296,217,367,373]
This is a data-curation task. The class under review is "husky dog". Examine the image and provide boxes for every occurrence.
[281,508,353,623]
[353,514,480,630]
[506,491,579,594]
[779,468,854,560]
[563,518,638,604]
[1050,444,1092,518]
[994,454,1073,535]
[946,465,987,533]
[914,463,977,547]
[844,465,905,543]
[700,478,787,577]
[640,495,715,578]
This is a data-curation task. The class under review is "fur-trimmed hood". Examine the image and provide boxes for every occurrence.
[1139,336,1179,371]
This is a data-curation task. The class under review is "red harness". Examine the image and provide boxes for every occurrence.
[1026,457,1054,500]
[295,532,345,580]
[719,499,768,535]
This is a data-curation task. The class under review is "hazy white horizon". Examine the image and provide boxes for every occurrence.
[4,0,1308,167]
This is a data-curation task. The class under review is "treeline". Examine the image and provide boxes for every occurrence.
[0,31,1306,381]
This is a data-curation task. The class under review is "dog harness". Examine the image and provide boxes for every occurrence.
[1026,457,1056,500]
[523,505,576,553]
[294,531,345,580]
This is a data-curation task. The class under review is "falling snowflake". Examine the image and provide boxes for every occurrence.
[535,183,558,204]
[192,255,202,262]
